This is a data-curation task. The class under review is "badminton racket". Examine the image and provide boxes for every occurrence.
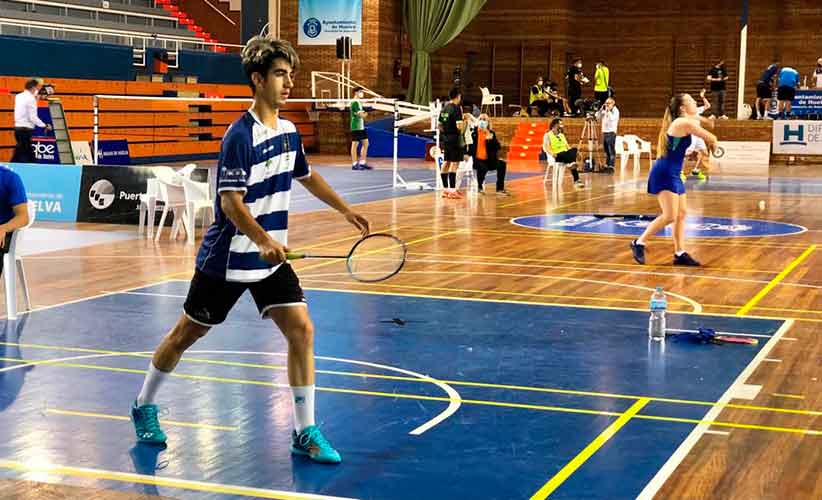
[286,233,407,283]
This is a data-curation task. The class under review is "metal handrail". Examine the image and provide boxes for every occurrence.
[8,0,179,23]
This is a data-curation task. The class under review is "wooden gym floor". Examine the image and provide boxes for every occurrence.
[0,157,820,499]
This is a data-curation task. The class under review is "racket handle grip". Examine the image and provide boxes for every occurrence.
[285,252,306,260]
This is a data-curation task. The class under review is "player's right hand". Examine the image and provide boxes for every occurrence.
[258,239,288,265]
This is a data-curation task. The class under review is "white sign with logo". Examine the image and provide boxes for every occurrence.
[712,141,771,174]
[298,0,362,45]
[772,120,822,155]
[72,141,94,165]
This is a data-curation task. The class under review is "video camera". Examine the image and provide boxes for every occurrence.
[38,83,55,98]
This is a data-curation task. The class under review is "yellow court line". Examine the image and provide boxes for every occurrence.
[499,190,621,209]
[299,278,694,308]
[705,303,822,315]
[406,251,780,275]
[634,414,821,436]
[530,398,651,499]
[293,229,462,273]
[771,393,806,400]
[459,230,814,250]
[0,460,357,500]
[302,285,822,324]
[3,346,820,418]
[156,225,405,282]
[736,244,817,316]
[44,409,238,431]
[6,354,822,435]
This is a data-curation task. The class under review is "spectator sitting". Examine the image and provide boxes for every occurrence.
[543,118,583,188]
[468,113,509,196]
[530,76,550,117]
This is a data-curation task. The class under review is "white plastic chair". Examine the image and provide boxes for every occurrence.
[3,202,35,320]
[181,177,214,246]
[153,174,188,242]
[177,163,198,179]
[542,138,570,186]
[624,134,652,166]
[480,87,503,116]
[615,135,640,170]
[138,178,160,239]
[455,156,477,193]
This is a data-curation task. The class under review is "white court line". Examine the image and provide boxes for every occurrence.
[704,430,731,436]
[298,270,705,313]
[0,342,462,437]
[0,277,184,321]
[636,318,795,499]
[185,351,462,436]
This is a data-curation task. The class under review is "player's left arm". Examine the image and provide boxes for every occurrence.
[298,171,370,236]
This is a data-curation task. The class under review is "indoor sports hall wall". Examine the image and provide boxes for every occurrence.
[0,36,245,84]
[279,0,404,99]
[430,0,822,117]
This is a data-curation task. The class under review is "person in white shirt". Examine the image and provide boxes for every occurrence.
[814,58,822,89]
[598,97,618,171]
[11,78,51,163]
[684,90,714,179]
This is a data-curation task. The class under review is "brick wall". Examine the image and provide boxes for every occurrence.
[428,0,822,117]
[279,0,403,99]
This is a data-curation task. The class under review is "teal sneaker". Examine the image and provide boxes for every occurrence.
[290,425,341,464]
[130,400,167,444]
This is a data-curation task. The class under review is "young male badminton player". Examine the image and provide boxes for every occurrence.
[130,37,370,464]
[630,94,716,267]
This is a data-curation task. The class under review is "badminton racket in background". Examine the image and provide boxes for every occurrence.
[286,233,407,282]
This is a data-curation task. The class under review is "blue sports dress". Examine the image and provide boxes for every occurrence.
[647,134,691,195]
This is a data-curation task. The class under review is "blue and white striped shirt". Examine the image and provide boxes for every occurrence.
[196,111,311,282]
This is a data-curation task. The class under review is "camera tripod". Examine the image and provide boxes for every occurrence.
[577,116,605,173]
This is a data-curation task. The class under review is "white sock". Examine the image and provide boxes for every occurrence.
[291,385,316,433]
[136,362,170,406]
[358,159,366,165]
[675,250,686,257]
[352,162,358,166]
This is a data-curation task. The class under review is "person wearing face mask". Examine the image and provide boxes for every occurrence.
[530,76,550,117]
[566,58,586,116]
[814,58,822,89]
[705,60,729,119]
[597,97,618,172]
[543,118,583,188]
[468,114,509,196]
[349,87,371,170]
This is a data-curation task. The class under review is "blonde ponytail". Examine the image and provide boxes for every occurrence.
[657,107,672,159]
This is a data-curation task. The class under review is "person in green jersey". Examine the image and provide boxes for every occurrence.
[350,87,371,170]
[594,60,610,106]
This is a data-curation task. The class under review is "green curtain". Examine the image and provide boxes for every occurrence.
[404,0,486,105]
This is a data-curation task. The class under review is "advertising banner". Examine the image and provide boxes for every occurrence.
[2,162,82,222]
[772,120,822,155]
[298,0,362,45]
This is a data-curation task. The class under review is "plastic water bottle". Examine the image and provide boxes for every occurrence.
[649,287,667,341]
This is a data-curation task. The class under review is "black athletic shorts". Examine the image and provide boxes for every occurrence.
[756,82,772,99]
[441,135,463,162]
[777,85,795,102]
[183,264,305,326]
[351,129,368,142]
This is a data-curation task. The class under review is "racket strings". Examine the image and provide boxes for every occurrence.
[347,235,406,282]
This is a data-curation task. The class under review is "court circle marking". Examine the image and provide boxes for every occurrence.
[510,214,807,239]
[0,350,461,436]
